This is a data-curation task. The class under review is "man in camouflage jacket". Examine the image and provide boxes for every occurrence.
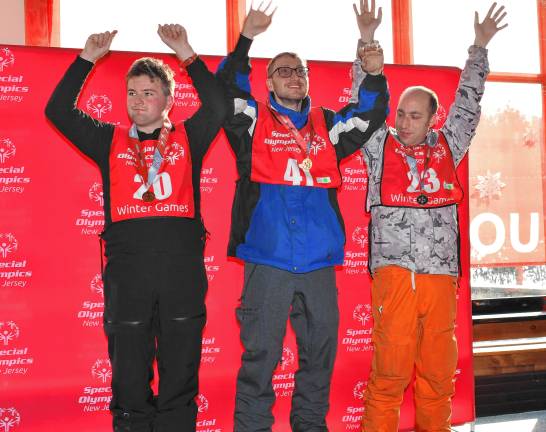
[352,2,508,431]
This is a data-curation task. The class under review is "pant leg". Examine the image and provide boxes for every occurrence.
[234,264,295,432]
[361,266,418,432]
[289,267,338,432]
[103,254,156,432]
[155,254,208,432]
[414,274,458,432]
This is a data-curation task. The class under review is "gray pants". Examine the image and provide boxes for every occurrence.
[234,264,339,432]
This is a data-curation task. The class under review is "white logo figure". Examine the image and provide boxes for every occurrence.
[196,394,209,413]
[280,347,295,371]
[86,95,113,119]
[0,139,16,164]
[434,104,447,126]
[432,144,447,164]
[90,274,104,298]
[351,226,368,249]
[88,182,104,207]
[164,142,185,165]
[0,322,20,346]
[353,152,364,165]
[0,408,21,432]
[305,134,326,156]
[91,359,112,384]
[0,233,18,258]
[353,380,367,401]
[0,48,15,72]
[352,304,372,326]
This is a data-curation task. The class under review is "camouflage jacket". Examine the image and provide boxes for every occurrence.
[352,45,489,275]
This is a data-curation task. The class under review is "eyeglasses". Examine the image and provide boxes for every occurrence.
[269,66,309,78]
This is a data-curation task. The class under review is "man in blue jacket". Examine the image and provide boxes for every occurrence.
[217,3,388,431]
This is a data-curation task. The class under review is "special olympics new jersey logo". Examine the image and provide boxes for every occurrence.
[0,233,18,258]
[353,380,367,401]
[0,322,20,346]
[90,274,104,297]
[86,95,113,119]
[351,226,368,249]
[306,134,326,156]
[91,359,112,384]
[432,144,447,164]
[196,394,209,413]
[353,152,364,165]
[352,304,372,326]
[0,139,16,164]
[280,347,295,371]
[0,407,21,431]
[164,142,185,165]
[88,182,104,207]
[0,48,15,72]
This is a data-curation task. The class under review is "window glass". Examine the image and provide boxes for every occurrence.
[60,0,227,55]
[469,82,546,299]
[412,0,539,74]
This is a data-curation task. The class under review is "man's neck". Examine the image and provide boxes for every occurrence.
[274,95,302,112]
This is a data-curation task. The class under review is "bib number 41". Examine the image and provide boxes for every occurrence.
[284,158,314,186]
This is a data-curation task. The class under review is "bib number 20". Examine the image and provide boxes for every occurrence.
[133,173,173,200]
[284,158,314,186]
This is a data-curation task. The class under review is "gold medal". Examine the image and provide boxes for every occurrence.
[299,157,313,172]
[142,190,155,202]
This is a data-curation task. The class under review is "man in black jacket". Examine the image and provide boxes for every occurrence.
[46,25,225,432]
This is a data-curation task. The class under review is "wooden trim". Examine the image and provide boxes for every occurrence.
[537,0,546,266]
[487,72,542,84]
[226,0,246,52]
[24,0,59,47]
[391,0,413,64]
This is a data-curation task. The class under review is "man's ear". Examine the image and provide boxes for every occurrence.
[166,95,174,112]
[429,113,438,129]
[266,78,274,92]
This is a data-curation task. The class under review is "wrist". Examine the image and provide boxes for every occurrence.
[180,53,198,68]
[176,47,196,62]
[79,51,97,63]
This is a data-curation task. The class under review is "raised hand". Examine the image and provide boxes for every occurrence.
[360,45,384,75]
[474,2,508,48]
[158,24,195,61]
[80,30,117,63]
[241,1,277,39]
[353,0,382,43]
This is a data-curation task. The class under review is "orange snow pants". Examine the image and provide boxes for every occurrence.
[361,265,458,432]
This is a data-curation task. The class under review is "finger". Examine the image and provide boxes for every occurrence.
[496,11,507,25]
[257,0,264,12]
[270,6,278,17]
[474,11,479,26]
[377,6,383,23]
[364,0,369,13]
[498,23,508,31]
[360,0,364,14]
[492,4,505,21]
[353,3,360,17]
[263,0,273,14]
[371,0,376,16]
[486,2,497,20]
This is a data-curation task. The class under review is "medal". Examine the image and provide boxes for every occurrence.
[417,194,428,205]
[142,190,155,202]
[299,157,313,172]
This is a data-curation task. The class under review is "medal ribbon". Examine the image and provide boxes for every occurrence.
[267,103,315,162]
[127,118,173,192]
[396,141,432,195]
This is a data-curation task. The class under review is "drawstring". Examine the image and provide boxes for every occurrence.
[411,271,416,292]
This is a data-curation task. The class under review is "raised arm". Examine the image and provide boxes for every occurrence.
[444,2,507,165]
[45,30,118,163]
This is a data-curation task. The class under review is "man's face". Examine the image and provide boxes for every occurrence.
[395,90,436,147]
[126,75,173,133]
[266,55,309,109]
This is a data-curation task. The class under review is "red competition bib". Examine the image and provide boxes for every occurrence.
[109,123,194,222]
[251,102,341,188]
[380,132,463,208]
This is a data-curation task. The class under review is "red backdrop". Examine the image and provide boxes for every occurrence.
[0,45,473,431]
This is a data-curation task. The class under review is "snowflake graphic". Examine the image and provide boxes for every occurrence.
[0,407,21,431]
[0,322,20,346]
[474,170,506,201]
[164,142,185,165]
[434,104,447,126]
[86,95,113,119]
[352,304,372,326]
[91,359,112,384]
[0,138,16,164]
[0,233,18,258]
